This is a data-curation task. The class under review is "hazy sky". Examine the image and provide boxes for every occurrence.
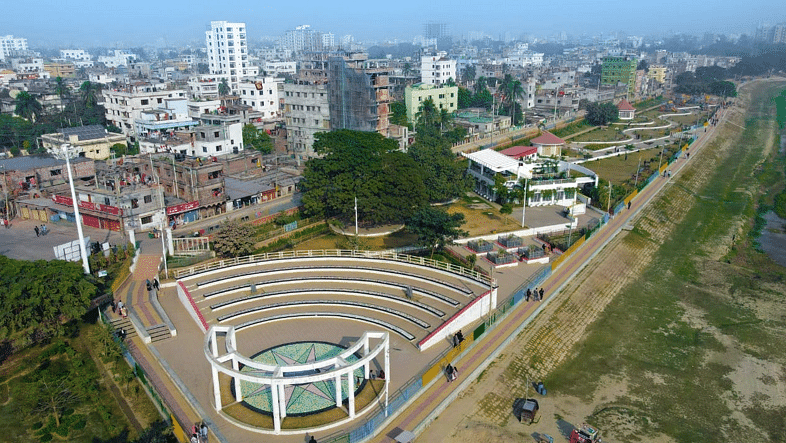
[2,0,782,47]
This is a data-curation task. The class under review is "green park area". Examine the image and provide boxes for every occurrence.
[546,80,786,442]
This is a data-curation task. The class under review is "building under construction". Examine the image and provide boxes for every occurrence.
[327,52,391,134]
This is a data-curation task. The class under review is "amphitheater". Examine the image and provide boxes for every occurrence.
[166,250,496,437]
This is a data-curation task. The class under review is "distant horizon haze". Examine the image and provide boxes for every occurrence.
[2,0,783,48]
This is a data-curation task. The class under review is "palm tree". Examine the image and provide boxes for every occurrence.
[462,66,476,86]
[14,91,42,121]
[474,76,488,94]
[218,78,230,97]
[54,76,69,101]
[402,62,413,77]
[79,81,100,108]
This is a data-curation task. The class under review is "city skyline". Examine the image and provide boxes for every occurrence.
[1,0,784,48]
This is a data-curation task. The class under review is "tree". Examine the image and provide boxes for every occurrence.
[301,130,427,224]
[389,101,409,127]
[499,74,524,125]
[218,78,230,97]
[585,101,619,126]
[79,81,100,108]
[474,76,488,94]
[402,62,413,77]
[14,91,43,121]
[54,76,70,101]
[408,133,470,203]
[242,124,273,154]
[461,66,476,86]
[457,86,473,109]
[499,202,513,225]
[405,206,467,258]
[212,220,256,257]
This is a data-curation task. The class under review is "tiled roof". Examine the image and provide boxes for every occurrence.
[499,146,538,159]
[530,132,565,146]
[617,99,635,111]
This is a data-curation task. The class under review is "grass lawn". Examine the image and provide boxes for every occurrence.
[570,126,629,143]
[664,113,702,127]
[580,146,666,184]
[546,80,786,442]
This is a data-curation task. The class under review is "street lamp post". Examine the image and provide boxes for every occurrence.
[50,144,90,275]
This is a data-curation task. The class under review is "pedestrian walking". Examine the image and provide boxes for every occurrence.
[153,278,160,291]
[526,288,531,301]
[445,364,454,382]
[533,288,538,300]
[309,436,317,443]
[117,299,124,311]
[628,201,631,210]
[539,288,544,300]
[34,226,39,237]
[200,422,208,443]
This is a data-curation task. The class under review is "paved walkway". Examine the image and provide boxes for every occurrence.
[369,104,728,442]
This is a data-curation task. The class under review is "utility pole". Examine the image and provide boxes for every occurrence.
[634,157,641,188]
[607,180,612,215]
[50,144,90,275]
[354,196,358,236]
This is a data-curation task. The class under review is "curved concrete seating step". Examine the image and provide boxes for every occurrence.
[208,288,446,319]
[234,311,416,340]
[195,264,476,296]
[200,277,460,308]
[217,299,431,329]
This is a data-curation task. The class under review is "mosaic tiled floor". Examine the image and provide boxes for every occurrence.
[238,342,365,416]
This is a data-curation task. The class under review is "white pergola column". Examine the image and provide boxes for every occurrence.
[363,338,370,379]
[212,366,222,411]
[278,383,287,419]
[347,370,356,418]
[271,382,281,433]
[384,338,390,416]
[232,357,242,402]
[334,373,342,407]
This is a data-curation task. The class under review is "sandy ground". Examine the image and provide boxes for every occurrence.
[415,81,786,443]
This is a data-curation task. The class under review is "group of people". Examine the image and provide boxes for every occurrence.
[146,278,160,293]
[190,421,208,443]
[369,369,386,380]
[525,287,544,302]
[452,330,465,348]
[445,363,458,382]
[33,224,48,237]
[112,298,128,318]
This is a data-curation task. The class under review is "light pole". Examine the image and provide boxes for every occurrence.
[657,145,665,174]
[1,164,9,222]
[49,144,90,275]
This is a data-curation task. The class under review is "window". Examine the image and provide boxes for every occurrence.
[214,131,220,137]
[141,215,152,224]
[131,198,139,208]
[141,99,149,105]
[104,197,110,205]
[216,145,222,151]
[50,169,62,176]
[144,195,152,204]
[157,98,162,103]
[203,147,208,153]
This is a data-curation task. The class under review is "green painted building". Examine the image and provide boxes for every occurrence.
[601,56,637,97]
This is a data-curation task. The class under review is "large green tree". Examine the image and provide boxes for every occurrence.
[14,91,43,121]
[301,130,427,224]
[218,78,230,96]
[499,74,524,125]
[389,101,409,127]
[212,220,256,257]
[242,124,273,154]
[0,256,95,339]
[585,101,619,126]
[405,206,467,258]
[79,81,100,108]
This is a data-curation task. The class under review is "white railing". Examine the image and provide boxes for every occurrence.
[174,249,492,286]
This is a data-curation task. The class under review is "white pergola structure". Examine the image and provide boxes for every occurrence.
[205,326,390,434]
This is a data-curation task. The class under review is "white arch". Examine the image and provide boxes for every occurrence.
[205,326,390,434]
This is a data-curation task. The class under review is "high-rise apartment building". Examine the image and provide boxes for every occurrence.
[205,21,258,93]
[0,35,28,61]
[282,25,325,53]
[601,56,637,97]
[420,51,456,86]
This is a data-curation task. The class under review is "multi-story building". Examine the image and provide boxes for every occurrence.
[59,49,91,62]
[187,74,223,99]
[192,122,243,157]
[282,81,330,161]
[40,125,126,160]
[420,51,456,86]
[0,35,28,61]
[328,53,391,135]
[102,83,188,140]
[133,98,199,147]
[601,56,637,97]
[43,62,75,78]
[647,65,668,84]
[238,76,283,120]
[97,50,137,68]
[205,21,257,92]
[282,25,325,53]
[10,58,45,75]
[404,83,458,123]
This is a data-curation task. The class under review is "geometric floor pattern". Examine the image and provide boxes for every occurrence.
[239,342,364,416]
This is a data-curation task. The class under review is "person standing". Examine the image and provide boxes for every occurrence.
[34,226,39,237]
[153,278,160,291]
[539,288,544,300]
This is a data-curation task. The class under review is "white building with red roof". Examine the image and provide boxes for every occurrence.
[530,132,566,157]
[617,99,636,120]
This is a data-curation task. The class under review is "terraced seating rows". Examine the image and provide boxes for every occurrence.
[216,299,431,329]
[234,311,417,340]
[193,264,476,296]
[209,288,446,318]
[201,277,460,307]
